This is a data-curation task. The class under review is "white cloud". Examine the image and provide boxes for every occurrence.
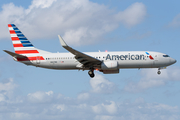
[77,92,89,101]
[91,102,116,115]
[124,67,180,92]
[0,94,6,102]
[115,2,147,28]
[90,73,117,94]
[0,78,17,91]
[30,0,57,9]
[0,78,18,101]
[169,13,180,28]
[9,113,30,120]
[0,3,24,40]
[92,101,117,115]
[54,104,66,112]
[92,97,180,120]
[94,115,115,120]
[27,91,53,103]
[0,81,179,120]
[0,0,147,46]
[0,78,20,110]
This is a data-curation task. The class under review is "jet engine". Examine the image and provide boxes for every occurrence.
[101,61,118,70]
[100,61,119,74]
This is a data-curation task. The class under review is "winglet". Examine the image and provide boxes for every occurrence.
[58,35,67,47]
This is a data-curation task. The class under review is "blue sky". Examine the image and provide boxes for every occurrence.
[0,0,180,120]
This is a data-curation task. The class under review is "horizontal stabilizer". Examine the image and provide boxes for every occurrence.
[3,50,27,58]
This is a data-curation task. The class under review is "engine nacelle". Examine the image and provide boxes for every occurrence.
[101,61,118,70]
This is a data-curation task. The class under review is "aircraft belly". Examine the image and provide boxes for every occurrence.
[152,59,170,67]
[38,60,78,69]
[21,61,33,66]
[56,63,77,69]
[118,60,154,68]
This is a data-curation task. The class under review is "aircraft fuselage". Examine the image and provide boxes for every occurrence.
[21,51,176,70]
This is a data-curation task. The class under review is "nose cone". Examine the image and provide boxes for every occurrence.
[170,58,177,65]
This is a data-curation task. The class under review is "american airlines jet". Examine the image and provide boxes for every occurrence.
[4,24,176,78]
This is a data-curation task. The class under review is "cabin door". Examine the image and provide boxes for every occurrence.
[36,56,40,64]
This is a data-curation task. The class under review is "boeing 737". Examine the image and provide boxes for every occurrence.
[4,24,176,78]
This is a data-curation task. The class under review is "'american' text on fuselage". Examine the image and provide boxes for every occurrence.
[106,53,145,61]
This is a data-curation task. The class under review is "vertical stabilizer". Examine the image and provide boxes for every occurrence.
[8,24,40,55]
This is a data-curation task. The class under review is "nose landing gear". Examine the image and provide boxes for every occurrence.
[157,70,161,75]
[88,68,95,78]
[157,68,164,75]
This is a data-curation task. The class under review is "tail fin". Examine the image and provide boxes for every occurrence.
[8,24,40,55]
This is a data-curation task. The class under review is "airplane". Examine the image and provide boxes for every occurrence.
[4,24,176,78]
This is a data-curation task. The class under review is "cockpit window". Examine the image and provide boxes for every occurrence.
[163,55,170,57]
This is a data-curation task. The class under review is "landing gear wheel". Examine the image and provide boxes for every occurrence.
[157,71,161,75]
[88,70,92,75]
[88,70,95,78]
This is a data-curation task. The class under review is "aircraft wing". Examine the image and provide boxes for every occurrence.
[58,35,102,68]
[3,50,27,58]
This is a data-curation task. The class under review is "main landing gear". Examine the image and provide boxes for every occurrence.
[88,68,95,78]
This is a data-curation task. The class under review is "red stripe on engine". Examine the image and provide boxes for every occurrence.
[8,24,12,27]
[11,37,19,41]
[15,50,39,54]
[10,30,16,34]
[13,44,23,47]
[17,56,44,61]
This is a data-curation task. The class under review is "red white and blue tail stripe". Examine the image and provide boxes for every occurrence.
[8,24,45,61]
[8,24,40,55]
